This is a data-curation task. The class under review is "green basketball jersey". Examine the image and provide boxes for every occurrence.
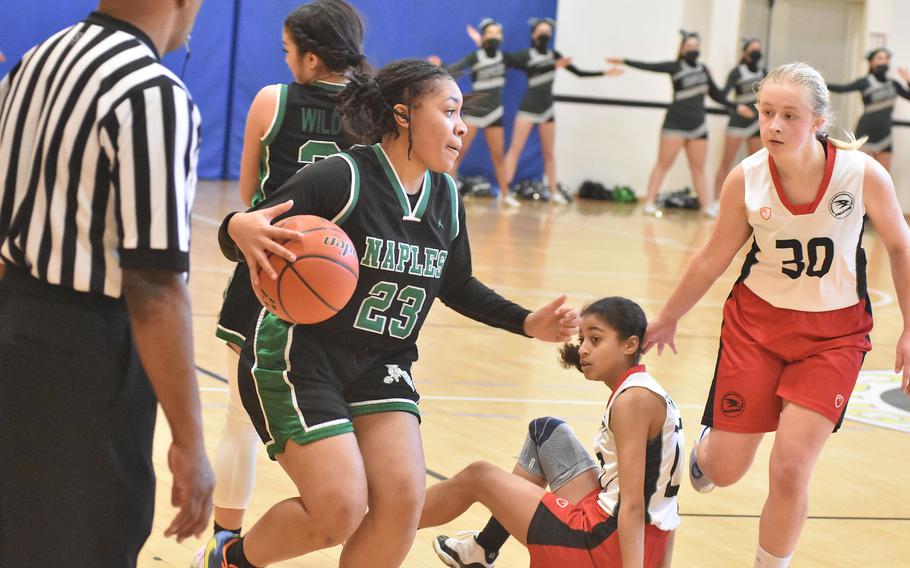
[226,143,530,353]
[253,81,354,206]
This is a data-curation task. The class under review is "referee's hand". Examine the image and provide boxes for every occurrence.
[165,441,215,542]
[228,200,306,288]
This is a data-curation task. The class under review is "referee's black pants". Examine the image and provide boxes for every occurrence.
[0,268,156,567]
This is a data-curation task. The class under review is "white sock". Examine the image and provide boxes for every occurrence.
[754,545,792,568]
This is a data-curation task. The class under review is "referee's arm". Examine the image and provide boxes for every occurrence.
[105,82,214,541]
[123,269,211,540]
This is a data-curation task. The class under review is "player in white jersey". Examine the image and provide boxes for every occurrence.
[420,297,682,568]
[644,63,910,568]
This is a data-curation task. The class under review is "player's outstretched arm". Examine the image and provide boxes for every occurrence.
[863,157,910,394]
[643,166,752,355]
[523,294,581,342]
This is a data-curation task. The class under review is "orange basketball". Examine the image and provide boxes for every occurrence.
[255,215,359,324]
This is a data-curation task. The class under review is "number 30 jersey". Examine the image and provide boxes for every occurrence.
[738,139,868,312]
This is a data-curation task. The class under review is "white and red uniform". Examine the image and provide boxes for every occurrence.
[527,366,682,568]
[706,139,873,432]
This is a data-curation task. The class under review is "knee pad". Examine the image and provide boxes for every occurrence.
[528,416,566,446]
[520,417,598,491]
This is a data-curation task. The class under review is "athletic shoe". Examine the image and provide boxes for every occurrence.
[433,531,497,568]
[551,191,569,204]
[702,201,720,218]
[689,426,716,493]
[192,530,241,568]
[643,202,662,217]
[500,194,521,208]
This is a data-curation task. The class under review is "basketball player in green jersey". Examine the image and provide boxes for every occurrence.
[206,0,365,550]
[198,59,581,568]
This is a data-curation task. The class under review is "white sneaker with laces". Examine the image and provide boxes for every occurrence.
[433,530,496,568]
[690,426,716,493]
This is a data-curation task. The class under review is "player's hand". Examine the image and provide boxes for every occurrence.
[427,55,442,66]
[556,57,572,69]
[466,24,482,47]
[164,441,214,542]
[898,66,910,83]
[894,329,910,394]
[606,66,624,77]
[227,200,305,288]
[606,57,624,65]
[524,294,580,342]
[641,315,678,356]
[736,104,756,119]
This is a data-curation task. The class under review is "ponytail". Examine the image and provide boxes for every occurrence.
[337,70,400,144]
[828,132,868,151]
[338,59,454,156]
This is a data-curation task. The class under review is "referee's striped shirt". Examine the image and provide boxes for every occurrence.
[0,12,201,299]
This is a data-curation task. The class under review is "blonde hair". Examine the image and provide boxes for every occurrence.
[756,62,867,150]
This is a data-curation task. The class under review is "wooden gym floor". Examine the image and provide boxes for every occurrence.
[140,180,910,567]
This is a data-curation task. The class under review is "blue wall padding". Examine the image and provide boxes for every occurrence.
[1,0,558,186]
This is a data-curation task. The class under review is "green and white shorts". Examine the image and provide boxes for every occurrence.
[238,310,421,459]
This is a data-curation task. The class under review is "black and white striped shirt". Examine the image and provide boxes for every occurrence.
[0,12,200,298]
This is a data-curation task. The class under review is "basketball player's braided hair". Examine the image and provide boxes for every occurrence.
[559,297,648,370]
[338,59,454,157]
[284,0,367,74]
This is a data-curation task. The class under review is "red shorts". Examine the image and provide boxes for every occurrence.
[704,283,872,432]
[526,489,671,568]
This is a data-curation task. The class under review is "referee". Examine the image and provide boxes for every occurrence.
[0,1,213,566]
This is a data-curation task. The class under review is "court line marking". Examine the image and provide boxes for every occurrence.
[195,366,704,408]
[679,513,910,521]
[421,394,703,409]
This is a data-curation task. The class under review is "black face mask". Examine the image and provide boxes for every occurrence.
[874,64,889,79]
[534,34,550,53]
[682,50,699,65]
[748,51,762,65]
[483,38,501,57]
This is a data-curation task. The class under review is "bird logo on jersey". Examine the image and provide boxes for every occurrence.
[829,191,855,219]
[760,207,772,221]
[721,391,746,417]
[383,364,415,391]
